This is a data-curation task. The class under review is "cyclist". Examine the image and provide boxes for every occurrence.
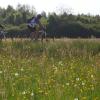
[27,14,45,40]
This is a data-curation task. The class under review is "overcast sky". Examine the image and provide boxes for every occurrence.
[0,0,100,15]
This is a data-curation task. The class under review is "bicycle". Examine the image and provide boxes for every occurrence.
[0,29,7,40]
[30,29,47,41]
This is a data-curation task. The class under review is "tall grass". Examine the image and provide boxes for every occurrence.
[0,39,100,100]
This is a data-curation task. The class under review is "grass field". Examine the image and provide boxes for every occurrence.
[0,39,100,100]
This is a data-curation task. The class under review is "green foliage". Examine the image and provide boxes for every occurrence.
[0,5,100,38]
[0,4,36,25]
[40,17,48,26]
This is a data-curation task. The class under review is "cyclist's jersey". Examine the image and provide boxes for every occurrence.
[28,17,40,28]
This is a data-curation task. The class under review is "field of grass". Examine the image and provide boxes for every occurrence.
[0,39,100,100]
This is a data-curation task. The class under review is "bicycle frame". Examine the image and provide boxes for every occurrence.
[30,29,47,41]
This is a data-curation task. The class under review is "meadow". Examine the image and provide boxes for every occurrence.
[0,39,100,100]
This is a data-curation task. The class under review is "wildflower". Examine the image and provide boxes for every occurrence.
[91,75,94,78]
[9,60,11,63]
[31,92,34,96]
[82,82,85,86]
[74,98,78,100]
[62,85,65,88]
[74,84,77,87]
[21,68,24,71]
[22,91,26,95]
[76,78,80,81]
[66,83,69,86]
[0,71,2,74]
[82,97,87,99]
[15,73,19,76]
[58,61,63,66]
[45,92,48,95]
[39,90,43,93]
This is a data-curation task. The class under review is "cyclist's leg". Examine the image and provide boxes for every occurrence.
[31,31,40,41]
[32,27,39,40]
[30,32,39,41]
[30,32,34,40]
[28,25,36,40]
[40,30,47,41]
[34,27,42,40]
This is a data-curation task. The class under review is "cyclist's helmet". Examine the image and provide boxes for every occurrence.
[37,14,42,19]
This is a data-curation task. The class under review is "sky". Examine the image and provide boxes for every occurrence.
[0,0,100,15]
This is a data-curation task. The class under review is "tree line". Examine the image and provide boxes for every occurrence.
[0,4,100,38]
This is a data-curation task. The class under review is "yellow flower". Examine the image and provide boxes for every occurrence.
[91,75,94,78]
[82,97,87,100]
[39,90,43,93]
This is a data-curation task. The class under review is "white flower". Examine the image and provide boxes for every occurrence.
[58,61,63,66]
[66,83,69,86]
[21,68,24,71]
[91,75,94,78]
[74,98,79,100]
[15,73,19,76]
[76,78,80,81]
[31,92,34,96]
[82,82,85,86]
[74,84,77,87]
[22,91,26,95]
[0,71,3,74]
